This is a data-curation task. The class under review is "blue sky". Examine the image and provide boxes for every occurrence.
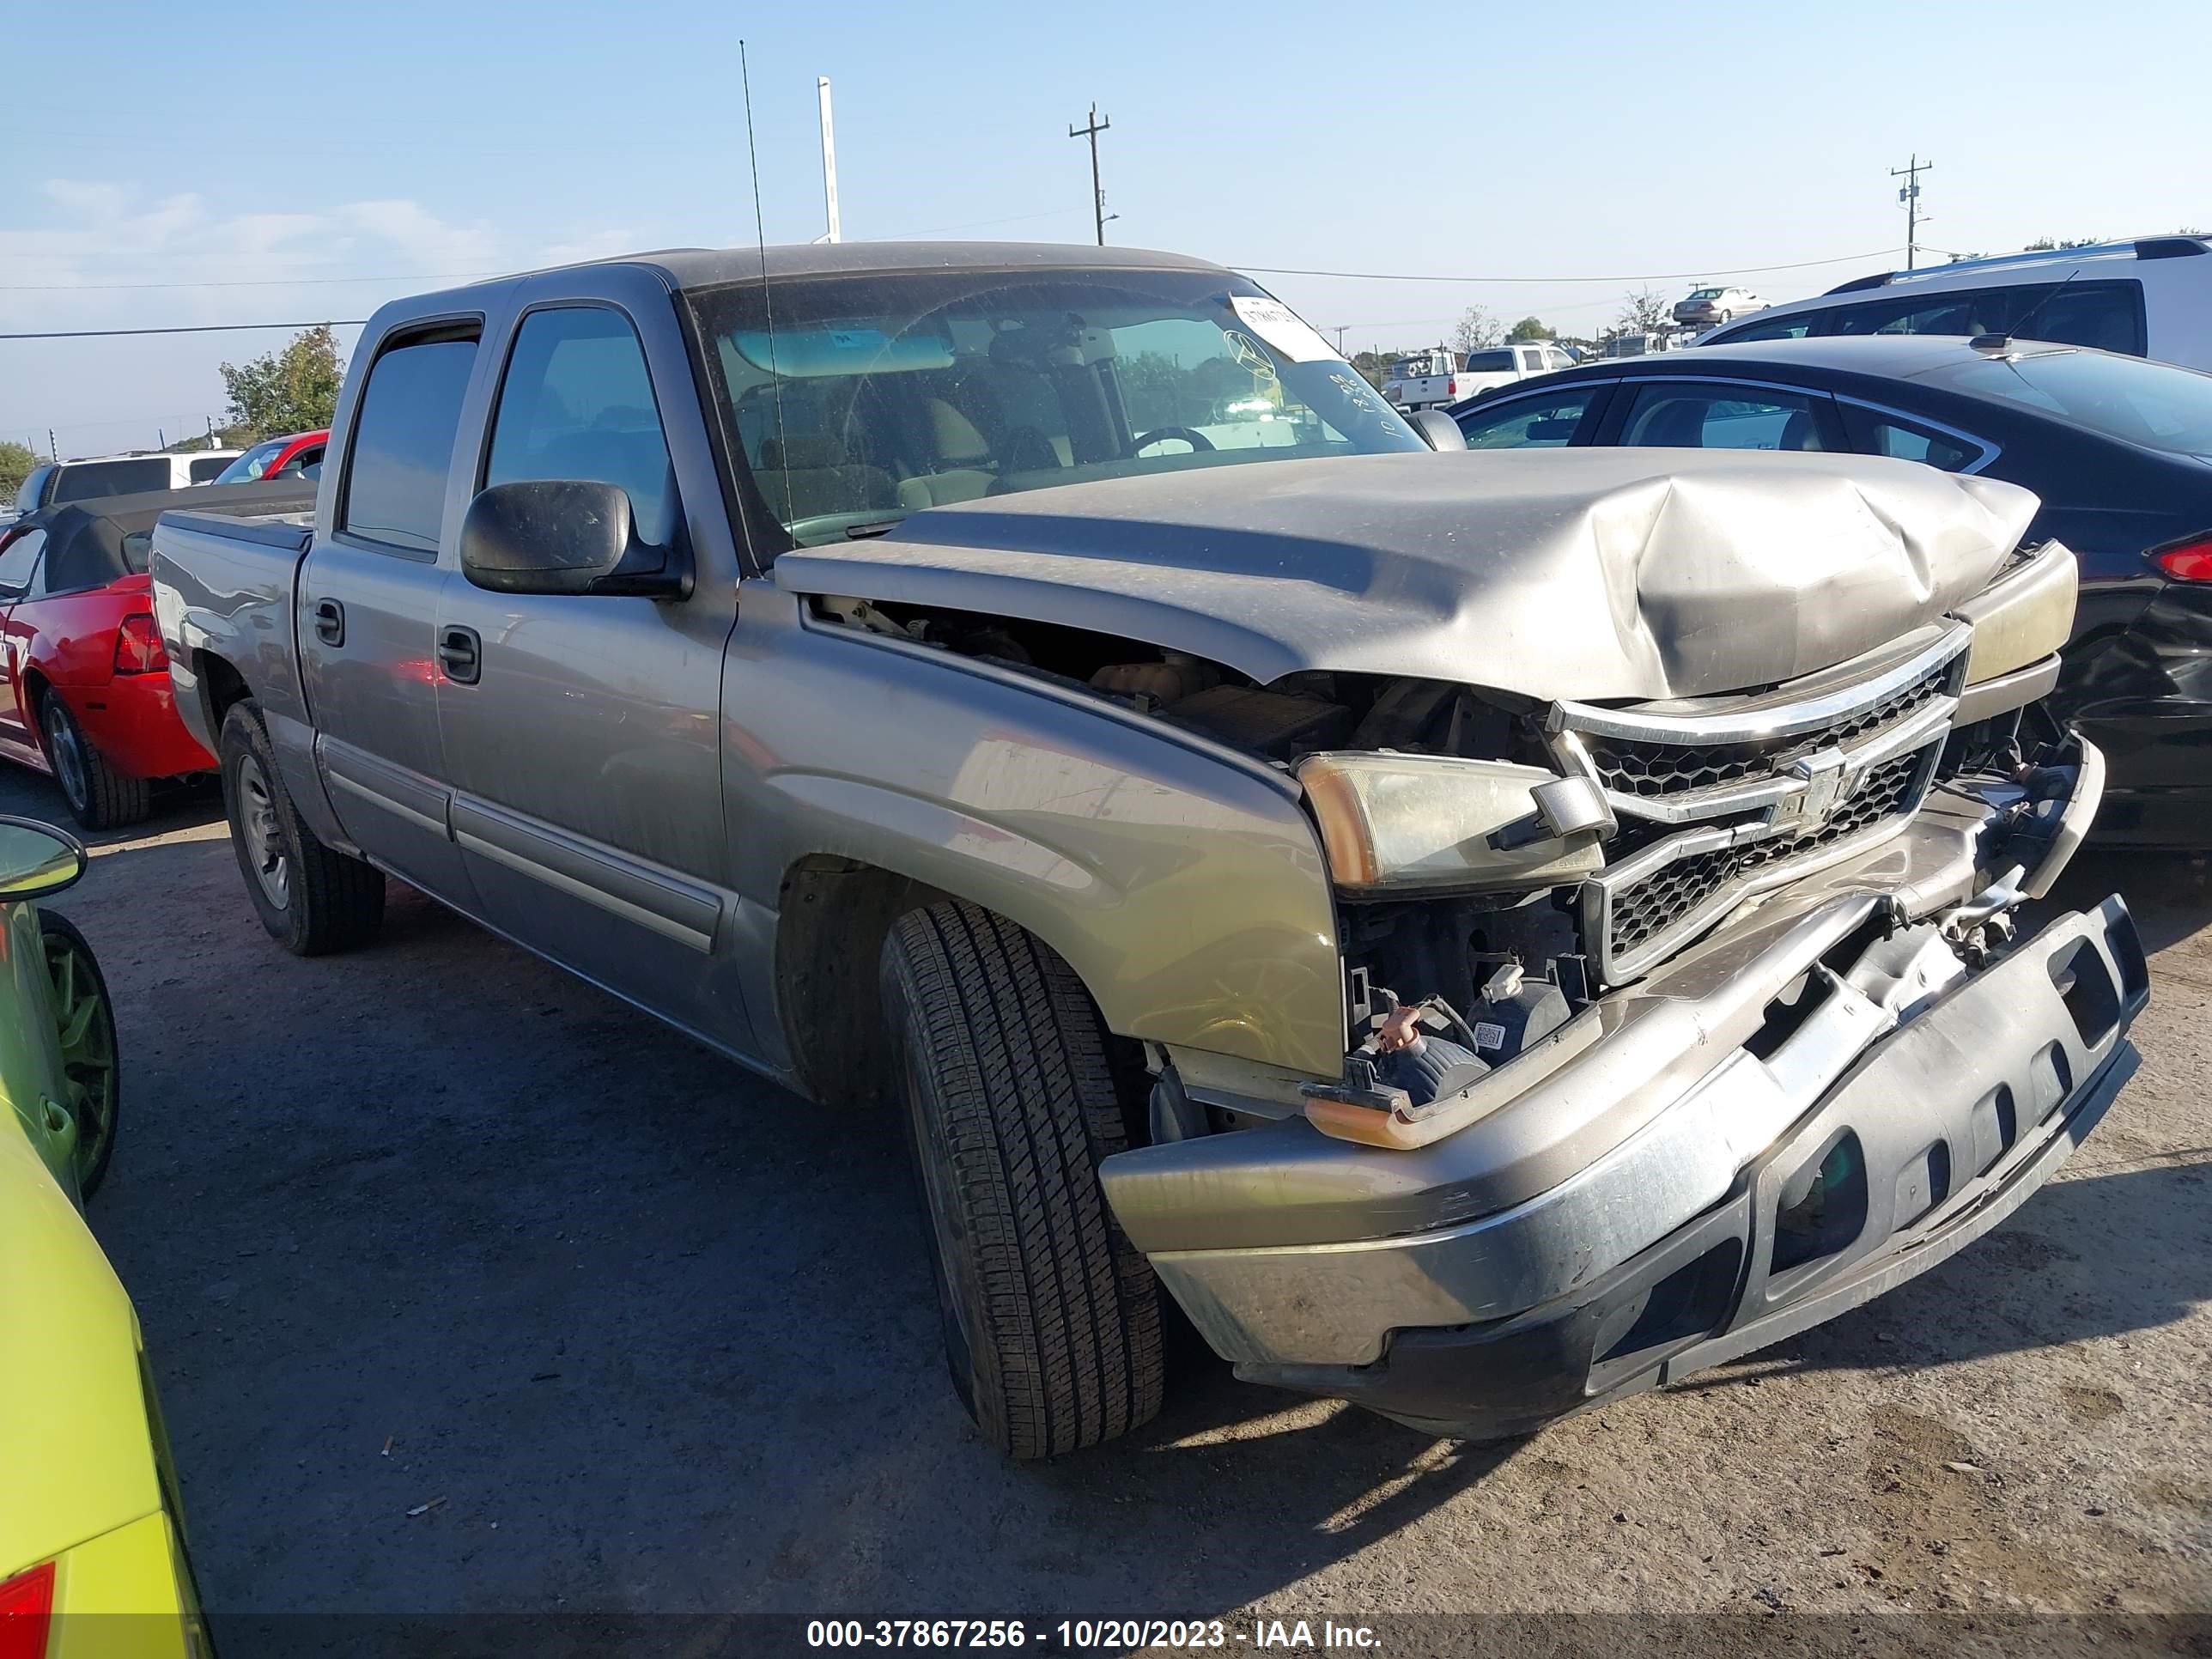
[5,0,2205,455]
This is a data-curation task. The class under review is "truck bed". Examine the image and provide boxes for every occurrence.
[149,499,319,762]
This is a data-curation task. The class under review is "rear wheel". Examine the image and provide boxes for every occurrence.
[881,901,1164,1460]
[218,701,384,955]
[40,909,118,1199]
[40,695,149,830]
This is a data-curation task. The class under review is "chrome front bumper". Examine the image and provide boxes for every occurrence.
[1098,748,2144,1431]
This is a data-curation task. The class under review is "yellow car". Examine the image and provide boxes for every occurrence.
[0,817,209,1658]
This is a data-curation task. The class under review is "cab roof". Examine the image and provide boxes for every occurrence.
[505,240,1233,295]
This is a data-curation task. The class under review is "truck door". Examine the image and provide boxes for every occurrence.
[297,322,480,903]
[433,302,751,1054]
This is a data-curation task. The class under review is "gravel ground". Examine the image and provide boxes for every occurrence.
[21,764,2209,1646]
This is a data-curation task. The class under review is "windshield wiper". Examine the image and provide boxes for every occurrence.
[844,518,905,539]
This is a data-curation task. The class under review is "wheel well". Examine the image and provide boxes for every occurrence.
[774,856,950,1109]
[194,652,252,732]
[773,856,1151,1142]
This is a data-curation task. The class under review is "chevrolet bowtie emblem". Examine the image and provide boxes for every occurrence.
[1769,746,1850,835]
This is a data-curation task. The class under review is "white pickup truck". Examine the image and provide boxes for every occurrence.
[1384,342,1576,411]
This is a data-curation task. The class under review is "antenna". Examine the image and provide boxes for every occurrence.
[1972,266,2082,354]
[738,40,792,530]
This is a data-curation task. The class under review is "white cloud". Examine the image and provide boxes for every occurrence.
[0,182,502,325]
[0,183,683,445]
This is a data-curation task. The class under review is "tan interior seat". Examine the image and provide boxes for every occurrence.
[754,434,897,524]
[896,398,997,510]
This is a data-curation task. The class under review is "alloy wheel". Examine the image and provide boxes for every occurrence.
[235,751,290,911]
[43,704,87,813]
[44,925,117,1194]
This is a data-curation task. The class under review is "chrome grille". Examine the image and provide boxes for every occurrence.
[1561,626,1970,984]
[1584,654,1954,800]
[1605,747,1931,958]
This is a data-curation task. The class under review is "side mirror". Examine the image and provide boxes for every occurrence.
[0,817,87,902]
[459,479,689,599]
[1407,409,1468,451]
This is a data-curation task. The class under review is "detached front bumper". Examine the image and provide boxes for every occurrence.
[1099,761,2147,1439]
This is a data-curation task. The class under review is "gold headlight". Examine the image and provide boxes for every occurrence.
[1298,752,1607,893]
[1955,541,2077,683]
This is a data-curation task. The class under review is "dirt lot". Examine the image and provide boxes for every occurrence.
[24,763,2209,1642]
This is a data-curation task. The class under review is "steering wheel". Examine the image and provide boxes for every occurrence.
[1132,426,1216,456]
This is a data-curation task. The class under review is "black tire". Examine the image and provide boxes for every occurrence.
[40,693,149,830]
[40,908,119,1200]
[217,700,384,955]
[881,901,1164,1460]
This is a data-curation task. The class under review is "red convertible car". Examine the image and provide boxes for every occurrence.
[0,481,313,827]
[212,428,328,484]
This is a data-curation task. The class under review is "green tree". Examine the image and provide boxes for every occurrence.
[219,325,346,440]
[1449,306,1501,354]
[1504,315,1552,343]
[2024,236,2102,252]
[0,441,39,501]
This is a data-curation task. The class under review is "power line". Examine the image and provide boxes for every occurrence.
[0,245,1909,344]
[0,271,494,293]
[0,320,367,341]
[1237,246,1906,284]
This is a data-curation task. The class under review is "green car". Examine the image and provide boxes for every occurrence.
[0,818,215,1654]
[0,817,118,1202]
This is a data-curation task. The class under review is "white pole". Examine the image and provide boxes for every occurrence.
[817,76,842,244]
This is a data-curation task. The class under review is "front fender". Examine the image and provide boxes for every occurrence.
[726,586,1346,1079]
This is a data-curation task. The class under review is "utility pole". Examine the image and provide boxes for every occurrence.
[1334,325,1348,355]
[1890,155,1933,270]
[817,76,842,244]
[1068,104,1115,246]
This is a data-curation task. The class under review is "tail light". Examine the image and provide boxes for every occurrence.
[2149,533,2212,582]
[0,1561,53,1659]
[114,612,167,675]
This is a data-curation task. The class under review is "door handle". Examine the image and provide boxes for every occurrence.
[437,624,482,685]
[313,598,345,647]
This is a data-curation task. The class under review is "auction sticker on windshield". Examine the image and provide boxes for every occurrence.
[1229,295,1337,362]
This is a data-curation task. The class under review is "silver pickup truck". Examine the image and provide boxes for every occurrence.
[149,242,2142,1459]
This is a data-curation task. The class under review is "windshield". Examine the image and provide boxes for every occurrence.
[1687,289,1723,301]
[216,439,286,483]
[1924,348,2212,459]
[689,267,1422,549]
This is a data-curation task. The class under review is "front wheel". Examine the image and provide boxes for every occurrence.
[218,701,385,955]
[41,909,118,1199]
[40,695,149,830]
[881,901,1164,1460]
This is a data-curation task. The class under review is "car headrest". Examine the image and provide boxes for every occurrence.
[927,398,992,465]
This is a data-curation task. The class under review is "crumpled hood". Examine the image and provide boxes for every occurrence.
[773,448,2040,701]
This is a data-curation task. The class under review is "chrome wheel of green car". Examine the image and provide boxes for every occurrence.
[41,910,118,1197]
[235,750,290,911]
